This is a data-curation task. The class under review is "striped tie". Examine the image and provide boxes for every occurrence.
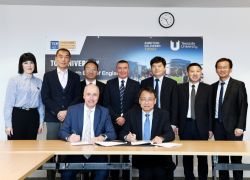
[120,80,125,115]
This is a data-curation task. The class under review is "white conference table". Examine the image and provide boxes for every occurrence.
[1,140,250,180]
[0,152,53,180]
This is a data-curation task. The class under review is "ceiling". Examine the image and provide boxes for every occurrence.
[0,0,250,7]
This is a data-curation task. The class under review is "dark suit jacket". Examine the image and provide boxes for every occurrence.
[141,76,178,125]
[212,78,248,133]
[80,80,106,105]
[41,69,81,122]
[177,82,213,140]
[103,77,140,132]
[58,103,116,141]
[120,106,175,168]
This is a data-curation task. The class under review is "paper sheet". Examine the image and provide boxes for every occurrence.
[153,142,182,148]
[131,140,151,146]
[70,141,92,146]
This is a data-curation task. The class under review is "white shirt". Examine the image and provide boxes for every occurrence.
[187,82,199,118]
[57,68,68,89]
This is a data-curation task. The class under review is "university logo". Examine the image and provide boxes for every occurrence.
[50,41,59,49]
[170,40,180,51]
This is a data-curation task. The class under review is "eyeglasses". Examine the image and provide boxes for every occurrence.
[85,68,97,72]
[139,98,155,102]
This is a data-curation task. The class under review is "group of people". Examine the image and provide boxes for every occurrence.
[4,47,248,180]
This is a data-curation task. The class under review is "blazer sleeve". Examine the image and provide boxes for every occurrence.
[41,73,61,116]
[58,106,74,141]
[119,112,132,141]
[170,81,178,126]
[69,74,81,106]
[237,82,248,130]
[103,81,120,120]
[101,108,117,140]
[207,85,213,131]
[161,110,175,142]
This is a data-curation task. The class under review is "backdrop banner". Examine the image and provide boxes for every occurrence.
[45,36,203,83]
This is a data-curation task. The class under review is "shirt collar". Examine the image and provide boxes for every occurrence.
[220,77,230,85]
[189,82,200,88]
[118,77,128,83]
[86,79,96,85]
[142,109,154,117]
[154,75,164,82]
[84,104,96,112]
[57,67,68,74]
[21,73,33,80]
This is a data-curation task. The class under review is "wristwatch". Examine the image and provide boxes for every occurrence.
[101,134,107,141]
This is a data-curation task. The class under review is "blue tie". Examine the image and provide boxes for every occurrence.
[155,79,160,108]
[120,80,125,115]
[218,82,225,122]
[143,114,151,140]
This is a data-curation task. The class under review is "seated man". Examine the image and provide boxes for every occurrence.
[120,87,176,180]
[58,84,116,180]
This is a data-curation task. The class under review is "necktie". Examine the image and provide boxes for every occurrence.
[143,114,151,141]
[83,109,92,143]
[155,79,160,108]
[191,85,196,120]
[120,80,125,115]
[83,109,92,159]
[218,82,225,122]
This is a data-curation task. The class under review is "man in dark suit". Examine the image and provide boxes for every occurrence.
[212,58,248,180]
[58,84,116,180]
[120,87,175,180]
[41,48,81,179]
[140,56,177,177]
[177,63,213,180]
[140,56,178,130]
[80,59,105,105]
[103,60,140,180]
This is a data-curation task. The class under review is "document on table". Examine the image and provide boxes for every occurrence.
[131,140,151,146]
[95,141,127,147]
[153,142,182,148]
[71,141,92,146]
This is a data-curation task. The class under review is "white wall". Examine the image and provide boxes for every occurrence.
[0,5,250,177]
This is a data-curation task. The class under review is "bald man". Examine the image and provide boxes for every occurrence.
[59,84,116,180]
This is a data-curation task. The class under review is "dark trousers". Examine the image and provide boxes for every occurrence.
[61,155,108,180]
[139,167,169,180]
[180,119,208,180]
[213,120,243,180]
[8,107,39,140]
[110,155,130,180]
[133,155,175,180]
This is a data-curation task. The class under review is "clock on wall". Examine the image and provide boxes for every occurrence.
[158,12,175,28]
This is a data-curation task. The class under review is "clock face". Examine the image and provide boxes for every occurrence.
[159,12,175,28]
